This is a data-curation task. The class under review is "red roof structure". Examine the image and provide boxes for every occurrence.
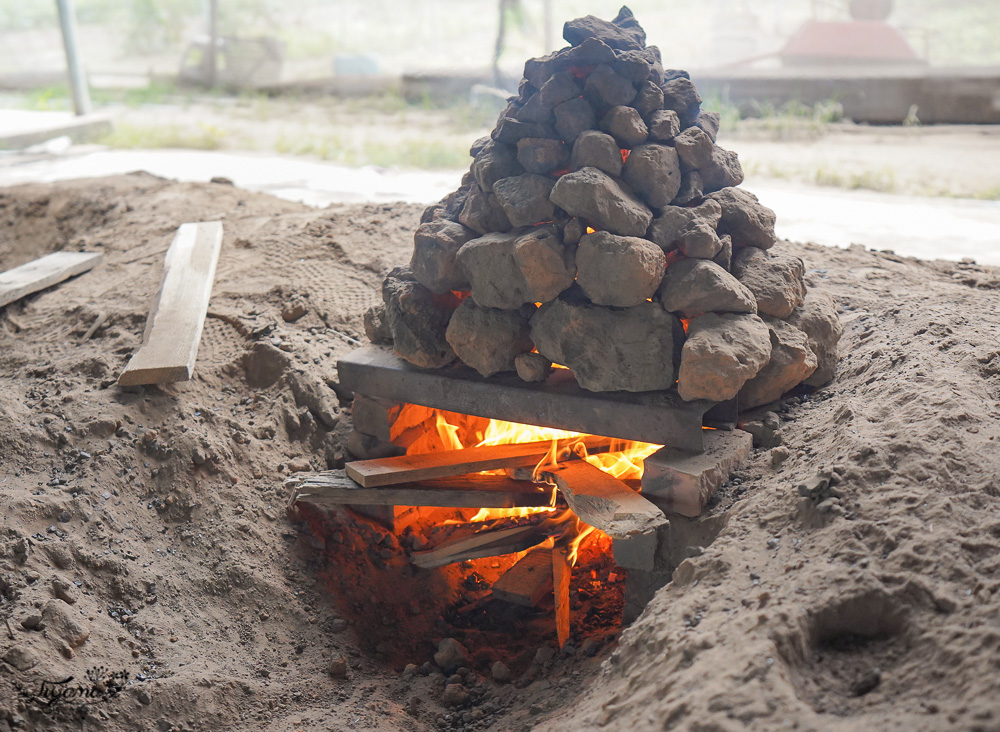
[779,19,924,66]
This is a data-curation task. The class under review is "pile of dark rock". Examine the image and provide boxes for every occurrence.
[365,7,842,410]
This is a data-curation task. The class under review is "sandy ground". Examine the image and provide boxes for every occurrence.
[1,173,999,732]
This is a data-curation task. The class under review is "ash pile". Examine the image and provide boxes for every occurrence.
[366,6,842,410]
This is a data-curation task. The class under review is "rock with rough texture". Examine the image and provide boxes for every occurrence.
[2,645,39,671]
[613,48,653,82]
[492,117,559,146]
[517,137,570,175]
[515,352,551,382]
[554,97,597,142]
[411,219,477,293]
[493,174,556,227]
[382,267,455,368]
[42,599,90,647]
[647,200,723,255]
[673,126,714,171]
[328,657,349,679]
[538,71,582,109]
[434,638,470,673]
[459,183,512,235]
[364,304,393,345]
[563,7,646,51]
[673,169,705,206]
[515,92,553,124]
[570,130,623,177]
[647,109,680,141]
[491,660,513,683]
[531,297,684,392]
[243,341,290,388]
[446,299,534,377]
[457,227,575,309]
[632,80,663,117]
[713,234,733,271]
[584,65,637,110]
[708,187,777,249]
[677,313,772,402]
[739,317,818,408]
[621,143,682,210]
[471,140,522,193]
[576,231,665,307]
[787,290,843,386]
[695,110,721,142]
[731,247,806,318]
[659,258,757,317]
[562,217,584,245]
[442,684,469,707]
[601,106,648,148]
[549,167,652,237]
[661,76,701,127]
[699,146,744,193]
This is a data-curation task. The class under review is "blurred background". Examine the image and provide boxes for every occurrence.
[1,0,999,260]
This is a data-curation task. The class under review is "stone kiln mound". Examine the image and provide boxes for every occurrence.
[366,6,842,409]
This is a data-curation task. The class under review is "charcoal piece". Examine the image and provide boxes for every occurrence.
[658,258,756,318]
[738,316,818,409]
[381,267,455,369]
[459,184,513,235]
[621,143,682,210]
[731,248,806,319]
[787,291,843,387]
[523,49,565,89]
[470,136,491,158]
[612,49,652,82]
[364,304,392,345]
[445,299,535,378]
[662,69,690,83]
[672,169,704,206]
[563,7,646,51]
[515,352,551,383]
[695,111,721,142]
[707,187,777,249]
[647,200,723,254]
[530,298,683,393]
[647,109,681,142]
[632,80,663,117]
[438,173,474,221]
[456,226,574,309]
[493,117,559,145]
[600,106,648,148]
[517,137,570,175]
[553,97,597,142]
[493,174,556,228]
[516,93,554,124]
[549,166,652,237]
[584,65,637,110]
[411,218,477,293]
[538,71,582,109]
[516,79,537,104]
[676,313,772,402]
[713,234,733,271]
[661,76,702,127]
[570,130,623,177]
[576,231,666,307]
[699,145,744,193]
[562,217,584,245]
[471,140,523,193]
[673,126,714,171]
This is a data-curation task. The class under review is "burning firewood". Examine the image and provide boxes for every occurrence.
[492,545,554,607]
[344,435,614,487]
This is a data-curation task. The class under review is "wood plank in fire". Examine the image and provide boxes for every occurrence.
[286,469,556,509]
[541,461,667,572]
[344,435,613,488]
[553,545,572,649]
[410,522,551,569]
[492,546,553,607]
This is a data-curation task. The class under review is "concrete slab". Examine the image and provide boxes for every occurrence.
[0,110,112,150]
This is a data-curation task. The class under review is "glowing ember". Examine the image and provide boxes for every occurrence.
[620,148,631,163]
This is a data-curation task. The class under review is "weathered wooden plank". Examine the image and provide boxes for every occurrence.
[0,251,102,308]
[287,469,555,509]
[541,461,668,571]
[344,435,612,488]
[118,222,223,385]
[410,523,550,569]
[492,546,553,607]
[337,345,712,451]
[552,546,572,648]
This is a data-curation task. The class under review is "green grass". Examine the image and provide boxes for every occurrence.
[96,121,228,150]
[704,95,843,141]
[813,165,897,194]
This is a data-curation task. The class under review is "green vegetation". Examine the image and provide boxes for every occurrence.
[704,96,844,142]
[96,121,228,150]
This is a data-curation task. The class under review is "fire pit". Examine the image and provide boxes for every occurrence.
[289,6,842,649]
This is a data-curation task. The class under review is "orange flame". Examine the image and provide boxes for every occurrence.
[620,149,631,163]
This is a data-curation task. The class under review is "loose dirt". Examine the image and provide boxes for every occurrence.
[1,174,999,731]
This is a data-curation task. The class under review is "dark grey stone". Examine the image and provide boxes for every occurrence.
[458,183,512,235]
[553,96,597,142]
[708,186,777,249]
[621,143,682,210]
[492,117,559,145]
[699,146,744,193]
[731,247,806,319]
[549,166,652,237]
[673,126,714,171]
[658,258,757,318]
[410,218,477,292]
[647,199,722,255]
[515,93,555,124]
[570,130,623,177]
[381,267,455,369]
[600,105,648,148]
[647,109,681,141]
[576,231,666,307]
[471,140,523,193]
[563,7,646,51]
[538,71,582,109]
[446,299,535,377]
[584,65,637,110]
[661,76,701,126]
[493,174,556,227]
[517,137,570,175]
[694,111,721,142]
[632,80,663,117]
